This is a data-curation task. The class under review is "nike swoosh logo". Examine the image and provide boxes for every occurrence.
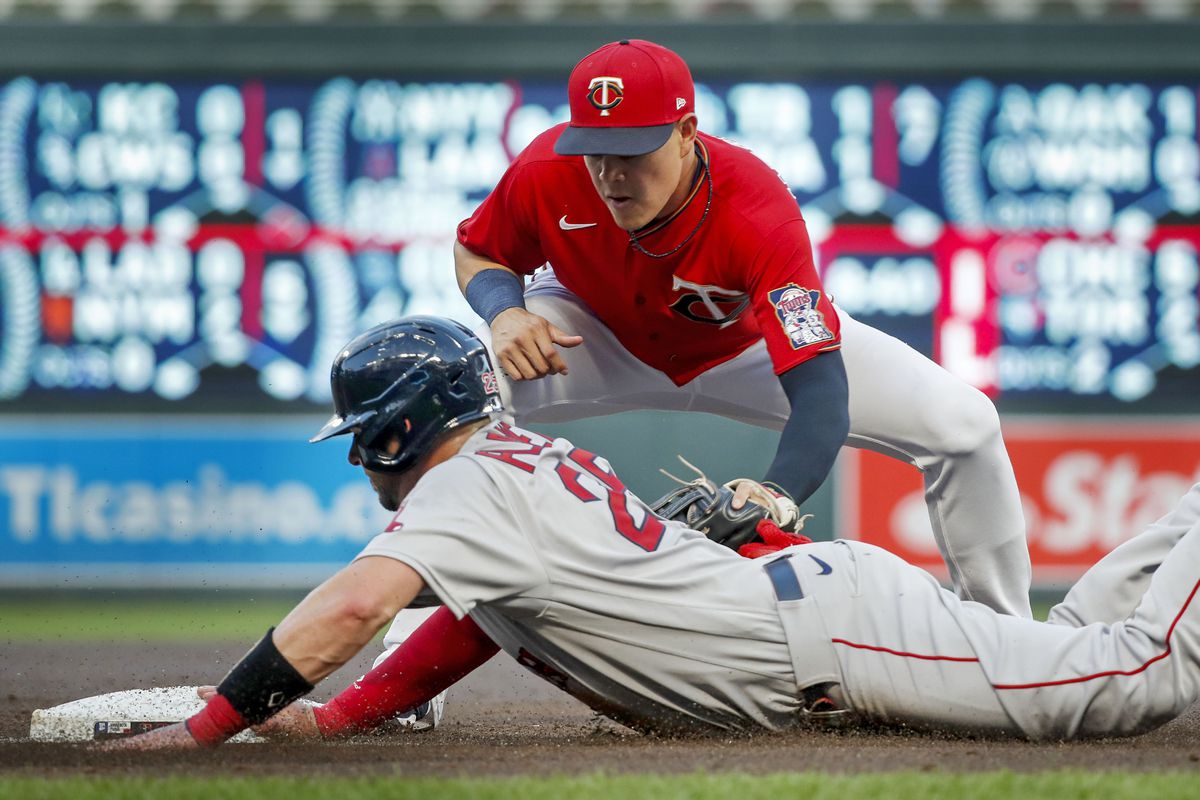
[809,554,833,576]
[559,215,597,231]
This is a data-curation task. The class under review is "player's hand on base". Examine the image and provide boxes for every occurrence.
[96,721,200,751]
[197,685,322,741]
[251,699,323,741]
[490,308,582,380]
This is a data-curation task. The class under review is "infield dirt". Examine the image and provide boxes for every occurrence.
[2,641,1200,776]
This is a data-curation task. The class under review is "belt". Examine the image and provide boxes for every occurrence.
[765,555,853,726]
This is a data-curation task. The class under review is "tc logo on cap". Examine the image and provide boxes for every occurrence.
[587,76,624,116]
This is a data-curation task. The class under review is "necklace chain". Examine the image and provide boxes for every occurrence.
[628,150,712,260]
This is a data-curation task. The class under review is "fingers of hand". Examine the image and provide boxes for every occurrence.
[730,481,754,510]
[497,321,574,380]
[541,340,569,375]
[501,350,540,381]
[549,323,584,348]
[522,341,557,377]
[724,479,799,528]
[196,686,217,700]
[734,478,774,506]
[300,702,321,739]
[254,700,322,741]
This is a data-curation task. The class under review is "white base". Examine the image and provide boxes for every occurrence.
[30,687,262,743]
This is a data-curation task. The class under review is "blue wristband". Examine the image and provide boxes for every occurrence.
[465,269,526,325]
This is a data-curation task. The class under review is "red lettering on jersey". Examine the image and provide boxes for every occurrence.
[477,421,552,473]
[384,503,406,532]
[556,447,665,552]
[555,461,600,502]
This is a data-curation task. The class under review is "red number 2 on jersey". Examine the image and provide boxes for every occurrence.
[555,447,665,552]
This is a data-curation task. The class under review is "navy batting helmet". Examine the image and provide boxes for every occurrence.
[310,316,503,473]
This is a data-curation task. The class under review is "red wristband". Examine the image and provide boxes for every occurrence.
[185,693,250,747]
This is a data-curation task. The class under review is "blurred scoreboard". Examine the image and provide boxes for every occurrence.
[0,76,1197,413]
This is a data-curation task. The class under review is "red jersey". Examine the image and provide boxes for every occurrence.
[457,124,840,386]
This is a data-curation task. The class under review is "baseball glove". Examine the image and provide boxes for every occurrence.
[649,456,814,555]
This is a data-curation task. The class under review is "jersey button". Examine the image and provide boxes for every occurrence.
[649,333,659,341]
[634,294,646,306]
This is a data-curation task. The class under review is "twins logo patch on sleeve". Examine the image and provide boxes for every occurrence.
[768,284,834,349]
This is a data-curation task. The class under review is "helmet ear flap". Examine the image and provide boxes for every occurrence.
[357,417,415,472]
[386,418,415,462]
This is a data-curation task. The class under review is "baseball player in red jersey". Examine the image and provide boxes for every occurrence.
[460,113,840,387]
[455,39,1030,616]
[372,38,1033,730]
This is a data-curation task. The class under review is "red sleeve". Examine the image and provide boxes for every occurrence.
[746,219,841,375]
[313,606,501,737]
[456,156,546,275]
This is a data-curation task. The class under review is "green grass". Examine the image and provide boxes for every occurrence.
[0,772,1194,800]
[0,594,1057,642]
[0,594,304,642]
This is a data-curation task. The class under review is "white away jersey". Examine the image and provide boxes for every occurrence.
[356,420,801,733]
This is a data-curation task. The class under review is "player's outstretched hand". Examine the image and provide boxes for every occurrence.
[252,699,322,740]
[96,721,200,751]
[490,308,582,380]
[196,686,322,741]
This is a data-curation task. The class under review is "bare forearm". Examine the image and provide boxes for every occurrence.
[273,557,423,684]
[271,593,392,685]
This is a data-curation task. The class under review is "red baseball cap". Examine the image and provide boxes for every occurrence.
[554,39,695,157]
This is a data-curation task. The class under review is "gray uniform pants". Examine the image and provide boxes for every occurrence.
[781,483,1200,738]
